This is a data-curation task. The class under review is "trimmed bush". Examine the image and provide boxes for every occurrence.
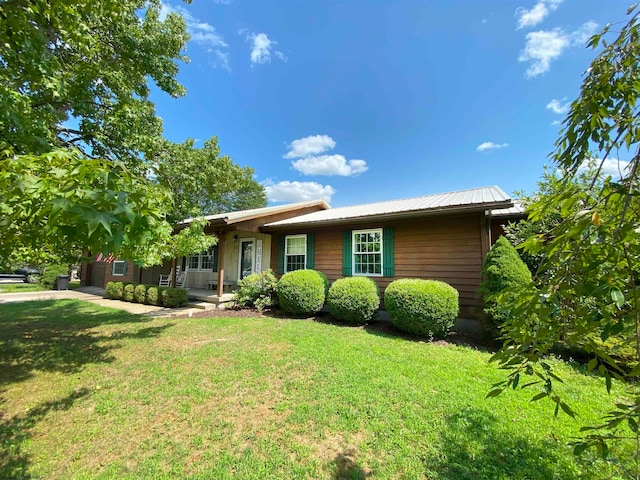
[233,269,278,312]
[38,264,68,289]
[123,283,135,302]
[385,279,459,338]
[133,284,147,304]
[276,269,327,315]
[105,281,124,300]
[161,287,188,308]
[478,237,532,335]
[146,286,162,306]
[327,277,380,325]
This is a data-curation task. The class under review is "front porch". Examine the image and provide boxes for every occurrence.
[187,288,235,307]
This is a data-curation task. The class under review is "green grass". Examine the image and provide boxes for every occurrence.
[0,300,633,479]
[0,280,80,293]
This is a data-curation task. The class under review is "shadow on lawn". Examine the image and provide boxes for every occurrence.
[427,407,590,480]
[0,299,174,387]
[0,299,175,478]
[0,388,90,479]
[331,448,372,480]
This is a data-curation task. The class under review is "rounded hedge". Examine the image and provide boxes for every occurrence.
[276,269,328,315]
[105,281,124,300]
[327,277,380,325]
[133,284,147,304]
[384,279,459,338]
[123,283,135,302]
[146,286,162,306]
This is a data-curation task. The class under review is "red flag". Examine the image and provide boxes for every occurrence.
[105,253,115,263]
[95,253,104,262]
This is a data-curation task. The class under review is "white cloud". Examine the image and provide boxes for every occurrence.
[160,2,229,69]
[263,180,335,203]
[579,158,630,179]
[515,0,562,30]
[518,21,598,77]
[476,142,509,152]
[244,32,287,66]
[551,119,562,126]
[283,134,368,176]
[292,155,368,176]
[546,98,570,114]
[284,134,336,159]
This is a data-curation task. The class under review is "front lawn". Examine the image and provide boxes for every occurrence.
[0,280,80,293]
[0,300,632,479]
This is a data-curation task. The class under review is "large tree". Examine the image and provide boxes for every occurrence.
[0,2,224,268]
[153,136,267,223]
[489,6,640,474]
[0,0,188,169]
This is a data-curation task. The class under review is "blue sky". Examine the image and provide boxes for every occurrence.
[152,0,631,207]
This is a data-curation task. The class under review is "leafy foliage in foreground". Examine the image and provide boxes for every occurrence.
[489,6,640,467]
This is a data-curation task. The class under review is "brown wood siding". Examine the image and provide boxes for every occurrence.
[269,212,485,318]
[102,261,137,285]
[90,261,106,287]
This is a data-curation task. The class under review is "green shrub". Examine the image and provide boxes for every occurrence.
[327,277,380,325]
[161,287,188,308]
[478,237,532,336]
[38,264,68,289]
[385,279,459,338]
[105,281,125,300]
[147,286,161,305]
[276,269,327,315]
[233,269,278,312]
[123,283,135,302]
[133,284,147,304]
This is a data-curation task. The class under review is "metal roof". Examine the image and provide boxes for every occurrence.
[264,186,512,228]
[492,200,525,217]
[178,200,329,226]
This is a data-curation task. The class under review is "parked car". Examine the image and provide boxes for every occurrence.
[14,267,40,283]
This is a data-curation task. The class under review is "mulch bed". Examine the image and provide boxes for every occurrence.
[172,307,489,350]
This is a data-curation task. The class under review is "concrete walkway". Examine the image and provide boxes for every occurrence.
[0,286,195,317]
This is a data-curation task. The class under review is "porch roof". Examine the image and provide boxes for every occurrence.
[177,200,329,230]
[262,186,512,229]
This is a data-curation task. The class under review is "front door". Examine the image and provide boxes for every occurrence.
[238,239,255,280]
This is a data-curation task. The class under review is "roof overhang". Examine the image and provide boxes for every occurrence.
[262,200,512,231]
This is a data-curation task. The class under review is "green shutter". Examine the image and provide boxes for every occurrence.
[306,233,315,269]
[383,227,395,277]
[123,261,128,276]
[277,235,285,274]
[181,257,186,271]
[212,244,219,272]
[342,230,352,276]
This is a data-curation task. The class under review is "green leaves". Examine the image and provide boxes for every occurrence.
[0,0,189,167]
[0,148,173,266]
[490,6,640,466]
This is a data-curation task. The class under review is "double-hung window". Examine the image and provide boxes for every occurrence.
[285,235,307,272]
[111,260,127,276]
[353,229,382,276]
[186,245,218,272]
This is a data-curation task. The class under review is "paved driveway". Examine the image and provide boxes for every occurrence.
[0,287,193,317]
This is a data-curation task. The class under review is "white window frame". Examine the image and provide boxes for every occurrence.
[284,234,307,273]
[352,228,383,277]
[111,260,126,276]
[186,246,218,272]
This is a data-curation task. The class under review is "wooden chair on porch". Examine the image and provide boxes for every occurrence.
[159,266,187,288]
